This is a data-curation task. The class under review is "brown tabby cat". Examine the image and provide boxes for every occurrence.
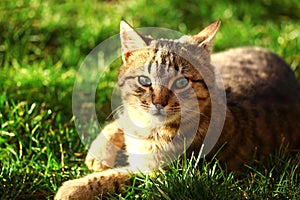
[55,21,300,199]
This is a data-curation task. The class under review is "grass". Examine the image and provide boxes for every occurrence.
[0,0,299,199]
[112,152,300,199]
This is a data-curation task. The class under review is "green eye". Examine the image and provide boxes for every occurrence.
[173,77,189,89]
[138,76,152,87]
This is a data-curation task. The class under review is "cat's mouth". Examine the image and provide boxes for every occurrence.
[149,106,167,117]
[152,110,166,116]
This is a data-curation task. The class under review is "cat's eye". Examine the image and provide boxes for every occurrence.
[173,77,189,89]
[138,76,152,87]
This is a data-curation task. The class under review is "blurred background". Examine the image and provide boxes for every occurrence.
[0,0,299,199]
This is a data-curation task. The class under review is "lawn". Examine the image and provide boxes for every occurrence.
[0,0,299,199]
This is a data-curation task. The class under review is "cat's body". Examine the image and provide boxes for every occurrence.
[212,47,300,169]
[55,21,300,199]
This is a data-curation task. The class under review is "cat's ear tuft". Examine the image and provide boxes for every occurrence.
[192,20,221,53]
[120,20,147,64]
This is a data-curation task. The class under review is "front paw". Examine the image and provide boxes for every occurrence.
[55,179,95,200]
[55,170,129,200]
[85,153,110,172]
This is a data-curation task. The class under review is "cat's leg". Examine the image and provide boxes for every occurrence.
[85,121,125,172]
[54,168,132,200]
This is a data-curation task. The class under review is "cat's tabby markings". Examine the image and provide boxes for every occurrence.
[55,21,300,200]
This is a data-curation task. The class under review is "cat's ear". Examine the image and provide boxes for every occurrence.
[192,20,221,53]
[120,20,147,64]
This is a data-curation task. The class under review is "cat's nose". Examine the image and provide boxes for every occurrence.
[152,86,169,109]
[154,103,165,110]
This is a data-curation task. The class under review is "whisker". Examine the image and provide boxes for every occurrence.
[106,105,124,120]
[110,101,210,123]
[173,104,211,120]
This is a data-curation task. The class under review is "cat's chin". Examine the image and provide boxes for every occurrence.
[149,114,168,125]
[150,112,180,125]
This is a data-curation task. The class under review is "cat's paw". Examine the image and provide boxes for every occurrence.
[55,170,129,200]
[54,178,95,200]
[85,153,110,172]
[85,122,124,172]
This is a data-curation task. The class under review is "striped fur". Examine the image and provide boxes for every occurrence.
[55,21,300,200]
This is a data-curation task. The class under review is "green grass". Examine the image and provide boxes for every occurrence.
[110,151,300,199]
[0,0,300,199]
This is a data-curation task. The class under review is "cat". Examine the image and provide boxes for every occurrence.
[55,20,300,200]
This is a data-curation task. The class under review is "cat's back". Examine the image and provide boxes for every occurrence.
[212,47,300,104]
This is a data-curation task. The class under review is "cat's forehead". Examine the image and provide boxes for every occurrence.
[143,39,193,63]
[149,38,194,52]
[120,38,209,80]
[139,51,201,83]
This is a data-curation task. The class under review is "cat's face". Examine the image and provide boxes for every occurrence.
[118,21,220,127]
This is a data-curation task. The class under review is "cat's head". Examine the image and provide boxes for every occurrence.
[118,21,220,128]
